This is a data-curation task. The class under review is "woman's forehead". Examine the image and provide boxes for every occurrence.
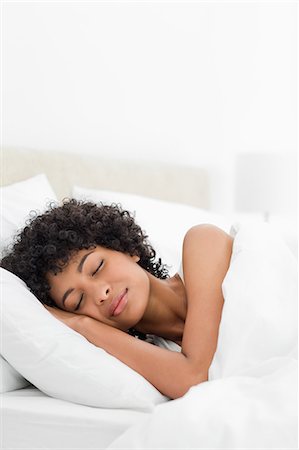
[68,246,117,263]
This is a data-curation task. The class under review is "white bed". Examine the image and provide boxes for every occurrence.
[3,387,147,449]
[1,148,297,449]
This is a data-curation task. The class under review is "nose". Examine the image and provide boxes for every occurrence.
[92,283,110,306]
[95,289,109,306]
[82,279,111,307]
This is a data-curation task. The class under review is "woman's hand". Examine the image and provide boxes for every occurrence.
[44,305,85,332]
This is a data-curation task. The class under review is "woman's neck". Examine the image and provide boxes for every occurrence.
[134,272,187,341]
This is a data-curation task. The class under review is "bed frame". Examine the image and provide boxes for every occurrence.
[2,147,210,209]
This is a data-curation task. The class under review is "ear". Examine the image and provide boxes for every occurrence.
[132,254,140,263]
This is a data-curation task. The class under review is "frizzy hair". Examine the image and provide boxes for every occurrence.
[0,199,170,312]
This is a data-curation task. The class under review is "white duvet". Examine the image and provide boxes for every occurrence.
[108,222,298,449]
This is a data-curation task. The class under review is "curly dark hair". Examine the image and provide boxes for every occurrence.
[1,199,169,338]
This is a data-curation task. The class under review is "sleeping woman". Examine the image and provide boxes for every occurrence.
[0,199,233,399]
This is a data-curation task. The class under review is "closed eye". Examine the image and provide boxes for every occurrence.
[74,294,83,311]
[74,260,104,311]
[92,260,104,276]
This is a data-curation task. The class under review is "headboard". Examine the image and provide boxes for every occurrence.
[2,148,210,209]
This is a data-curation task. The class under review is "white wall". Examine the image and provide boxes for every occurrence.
[2,1,297,214]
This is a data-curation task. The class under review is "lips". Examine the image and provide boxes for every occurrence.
[109,289,128,317]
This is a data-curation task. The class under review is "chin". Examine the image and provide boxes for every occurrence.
[115,288,149,331]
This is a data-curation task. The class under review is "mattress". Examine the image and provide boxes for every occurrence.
[2,386,149,449]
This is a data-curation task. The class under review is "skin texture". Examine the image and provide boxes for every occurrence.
[47,250,148,332]
[45,224,233,399]
[47,246,187,343]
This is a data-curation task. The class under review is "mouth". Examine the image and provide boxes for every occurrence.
[109,289,128,317]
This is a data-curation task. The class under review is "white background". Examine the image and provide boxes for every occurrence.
[2,1,297,221]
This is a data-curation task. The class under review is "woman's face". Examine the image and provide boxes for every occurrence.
[47,246,151,331]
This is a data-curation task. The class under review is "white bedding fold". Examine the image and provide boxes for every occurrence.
[108,357,297,449]
[108,222,298,449]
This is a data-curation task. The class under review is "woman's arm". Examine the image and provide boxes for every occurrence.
[180,224,233,379]
[47,224,233,399]
[46,305,200,399]
[77,317,206,399]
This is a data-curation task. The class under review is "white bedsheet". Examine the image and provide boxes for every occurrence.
[108,357,297,449]
[107,223,298,449]
[2,386,148,449]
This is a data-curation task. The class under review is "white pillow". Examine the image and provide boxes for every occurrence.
[0,268,168,409]
[209,222,298,379]
[0,357,31,392]
[72,186,232,275]
[0,173,57,256]
[0,174,58,393]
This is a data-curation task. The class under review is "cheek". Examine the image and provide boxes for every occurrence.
[133,270,151,309]
[133,265,150,290]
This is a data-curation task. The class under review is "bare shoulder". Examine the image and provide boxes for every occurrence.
[183,224,233,257]
[184,223,232,242]
[182,224,233,285]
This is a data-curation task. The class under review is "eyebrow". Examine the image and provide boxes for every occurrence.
[61,250,95,307]
[77,250,95,273]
